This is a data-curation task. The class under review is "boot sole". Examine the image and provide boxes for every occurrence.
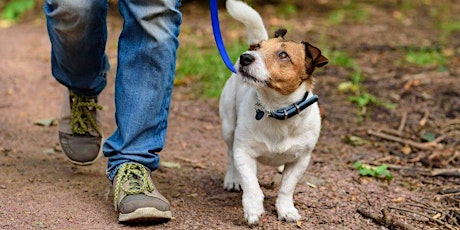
[65,148,102,166]
[119,207,172,223]
[59,133,104,166]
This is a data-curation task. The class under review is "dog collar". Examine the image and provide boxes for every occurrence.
[254,92,319,120]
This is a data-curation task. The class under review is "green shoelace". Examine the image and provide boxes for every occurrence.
[113,163,154,210]
[70,93,103,136]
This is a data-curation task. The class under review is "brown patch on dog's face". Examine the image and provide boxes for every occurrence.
[254,38,327,95]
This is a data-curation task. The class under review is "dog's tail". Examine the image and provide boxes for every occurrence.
[226,0,268,46]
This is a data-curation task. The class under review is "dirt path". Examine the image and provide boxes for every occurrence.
[1,2,459,230]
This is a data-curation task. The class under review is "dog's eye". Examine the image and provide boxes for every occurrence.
[249,44,261,51]
[278,51,289,60]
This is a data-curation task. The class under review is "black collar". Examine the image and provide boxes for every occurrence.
[255,92,319,120]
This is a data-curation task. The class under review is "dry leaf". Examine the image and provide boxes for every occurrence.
[392,197,405,203]
[34,118,56,127]
[161,161,181,169]
[401,145,412,155]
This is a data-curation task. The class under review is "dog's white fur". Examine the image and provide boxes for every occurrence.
[219,0,322,225]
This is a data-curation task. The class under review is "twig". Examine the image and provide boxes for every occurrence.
[419,110,430,127]
[173,156,207,169]
[388,206,456,230]
[367,129,436,150]
[381,128,404,137]
[431,168,460,178]
[398,111,408,133]
[425,132,460,147]
[441,119,460,133]
[439,187,460,195]
[357,207,414,230]
[0,104,11,109]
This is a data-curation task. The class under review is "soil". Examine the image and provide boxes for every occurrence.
[1,1,459,230]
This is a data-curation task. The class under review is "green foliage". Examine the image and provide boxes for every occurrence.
[328,50,355,69]
[349,92,397,110]
[327,2,370,25]
[1,0,35,21]
[440,20,460,42]
[405,49,447,67]
[276,3,298,18]
[349,93,377,108]
[328,10,345,25]
[421,131,436,142]
[353,161,393,180]
[427,2,460,44]
[176,41,247,98]
[328,49,396,114]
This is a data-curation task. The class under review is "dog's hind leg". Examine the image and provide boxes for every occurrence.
[219,76,241,191]
[223,149,242,191]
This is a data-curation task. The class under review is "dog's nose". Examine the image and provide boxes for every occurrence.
[240,53,255,66]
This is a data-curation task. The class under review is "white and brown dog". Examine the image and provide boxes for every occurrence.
[219,0,328,225]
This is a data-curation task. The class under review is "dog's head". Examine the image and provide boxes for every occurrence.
[237,28,328,95]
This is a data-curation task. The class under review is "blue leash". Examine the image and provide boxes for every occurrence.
[210,0,237,73]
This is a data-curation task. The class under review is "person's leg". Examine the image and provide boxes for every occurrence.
[44,0,109,96]
[104,0,182,223]
[44,0,109,165]
[104,0,182,181]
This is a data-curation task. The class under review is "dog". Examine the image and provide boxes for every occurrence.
[219,0,328,225]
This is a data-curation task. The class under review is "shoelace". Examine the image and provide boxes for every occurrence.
[70,93,103,136]
[113,163,154,210]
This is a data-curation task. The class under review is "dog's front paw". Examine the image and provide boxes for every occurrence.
[277,205,301,222]
[243,191,265,225]
[244,204,265,225]
[224,169,242,191]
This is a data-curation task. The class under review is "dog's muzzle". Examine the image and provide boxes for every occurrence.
[240,53,255,66]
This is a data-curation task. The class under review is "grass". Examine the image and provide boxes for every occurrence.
[318,4,397,118]
[405,48,447,67]
[276,3,298,18]
[326,2,370,26]
[182,0,454,103]
[1,0,35,22]
[326,49,396,116]
[175,41,247,98]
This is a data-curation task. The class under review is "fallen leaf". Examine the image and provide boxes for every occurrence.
[344,135,371,146]
[0,20,14,28]
[161,161,181,169]
[296,220,302,228]
[432,213,442,219]
[34,118,56,127]
[421,132,436,142]
[32,221,46,228]
[401,145,412,155]
[392,197,405,203]
[42,148,55,155]
[403,79,420,90]
[338,81,358,93]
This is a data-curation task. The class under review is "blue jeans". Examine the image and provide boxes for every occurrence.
[44,0,182,181]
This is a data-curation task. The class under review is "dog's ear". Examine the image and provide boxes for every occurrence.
[274,28,287,39]
[302,42,328,73]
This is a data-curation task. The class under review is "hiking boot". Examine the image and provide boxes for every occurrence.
[113,163,172,223]
[58,90,103,165]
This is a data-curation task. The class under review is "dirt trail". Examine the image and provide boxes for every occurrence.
[1,2,460,230]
